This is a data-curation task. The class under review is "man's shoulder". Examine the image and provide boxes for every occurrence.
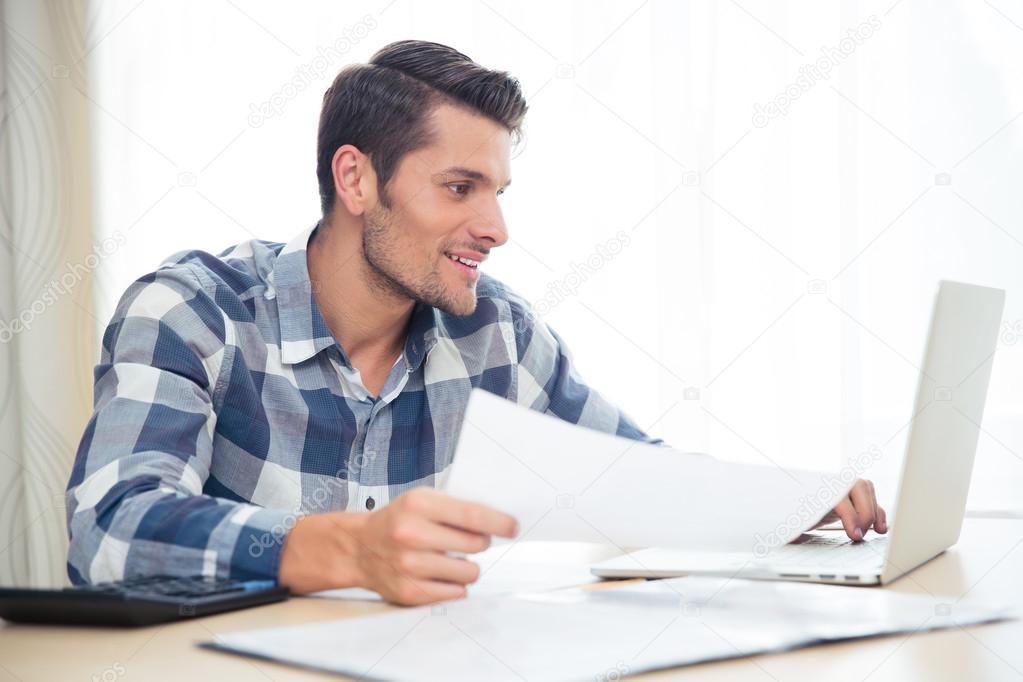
[474,273,533,317]
[100,238,286,368]
[431,273,538,343]
[158,238,285,297]
[105,237,285,347]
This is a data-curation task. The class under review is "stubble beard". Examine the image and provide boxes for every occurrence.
[361,206,477,317]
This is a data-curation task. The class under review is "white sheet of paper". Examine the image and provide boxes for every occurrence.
[310,542,615,601]
[208,576,1010,682]
[441,389,855,552]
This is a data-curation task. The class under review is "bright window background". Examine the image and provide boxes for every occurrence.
[88,0,1023,513]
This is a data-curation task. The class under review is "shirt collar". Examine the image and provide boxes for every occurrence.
[271,223,340,365]
[403,301,439,372]
[271,223,439,369]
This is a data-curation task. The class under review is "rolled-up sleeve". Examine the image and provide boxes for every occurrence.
[66,265,293,585]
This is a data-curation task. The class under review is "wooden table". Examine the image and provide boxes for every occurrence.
[2,518,1020,681]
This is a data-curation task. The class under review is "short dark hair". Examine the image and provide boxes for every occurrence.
[316,40,528,215]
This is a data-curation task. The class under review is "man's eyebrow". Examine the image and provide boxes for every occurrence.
[433,166,512,188]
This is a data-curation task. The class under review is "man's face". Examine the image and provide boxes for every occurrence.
[361,103,512,316]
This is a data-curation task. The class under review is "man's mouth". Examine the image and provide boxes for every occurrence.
[445,253,480,269]
[444,250,486,280]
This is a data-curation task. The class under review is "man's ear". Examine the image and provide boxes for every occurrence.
[331,144,377,217]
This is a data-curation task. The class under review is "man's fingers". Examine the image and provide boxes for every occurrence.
[826,480,888,541]
[398,517,493,554]
[868,480,888,534]
[875,503,889,534]
[832,498,863,541]
[406,489,518,538]
[396,551,481,585]
[848,481,878,539]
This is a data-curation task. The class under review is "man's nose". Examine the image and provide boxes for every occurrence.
[469,201,508,248]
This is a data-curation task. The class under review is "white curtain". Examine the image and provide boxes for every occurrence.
[86,0,1023,515]
[1,0,96,587]
[5,0,1022,586]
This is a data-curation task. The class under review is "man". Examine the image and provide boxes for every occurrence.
[66,40,886,606]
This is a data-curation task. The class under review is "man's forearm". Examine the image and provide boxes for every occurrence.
[66,474,296,584]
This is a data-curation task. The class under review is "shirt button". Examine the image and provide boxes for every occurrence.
[365,496,375,511]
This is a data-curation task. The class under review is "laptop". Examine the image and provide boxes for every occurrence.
[592,280,1005,586]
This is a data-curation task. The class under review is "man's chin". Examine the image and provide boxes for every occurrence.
[440,294,478,317]
[428,284,478,317]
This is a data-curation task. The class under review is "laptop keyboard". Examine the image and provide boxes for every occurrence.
[757,533,888,570]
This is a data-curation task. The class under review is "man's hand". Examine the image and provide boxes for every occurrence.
[278,488,518,605]
[816,478,888,541]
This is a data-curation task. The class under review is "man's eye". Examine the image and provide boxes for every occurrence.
[448,183,471,197]
[497,187,506,197]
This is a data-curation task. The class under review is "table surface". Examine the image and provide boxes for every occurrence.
[2,517,1021,682]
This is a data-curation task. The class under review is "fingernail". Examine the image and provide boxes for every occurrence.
[854,528,863,541]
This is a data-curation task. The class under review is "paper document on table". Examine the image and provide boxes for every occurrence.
[206,576,1011,682]
[442,389,854,552]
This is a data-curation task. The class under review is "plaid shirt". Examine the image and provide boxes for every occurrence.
[66,223,660,584]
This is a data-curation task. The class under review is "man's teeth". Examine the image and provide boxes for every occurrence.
[447,254,479,268]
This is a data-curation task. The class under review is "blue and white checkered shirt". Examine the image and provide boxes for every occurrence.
[66,223,660,584]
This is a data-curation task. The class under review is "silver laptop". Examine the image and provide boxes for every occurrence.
[593,280,1005,586]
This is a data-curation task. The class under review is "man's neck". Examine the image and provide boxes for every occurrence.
[306,217,414,367]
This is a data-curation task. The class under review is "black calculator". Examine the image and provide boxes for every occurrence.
[0,575,289,627]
